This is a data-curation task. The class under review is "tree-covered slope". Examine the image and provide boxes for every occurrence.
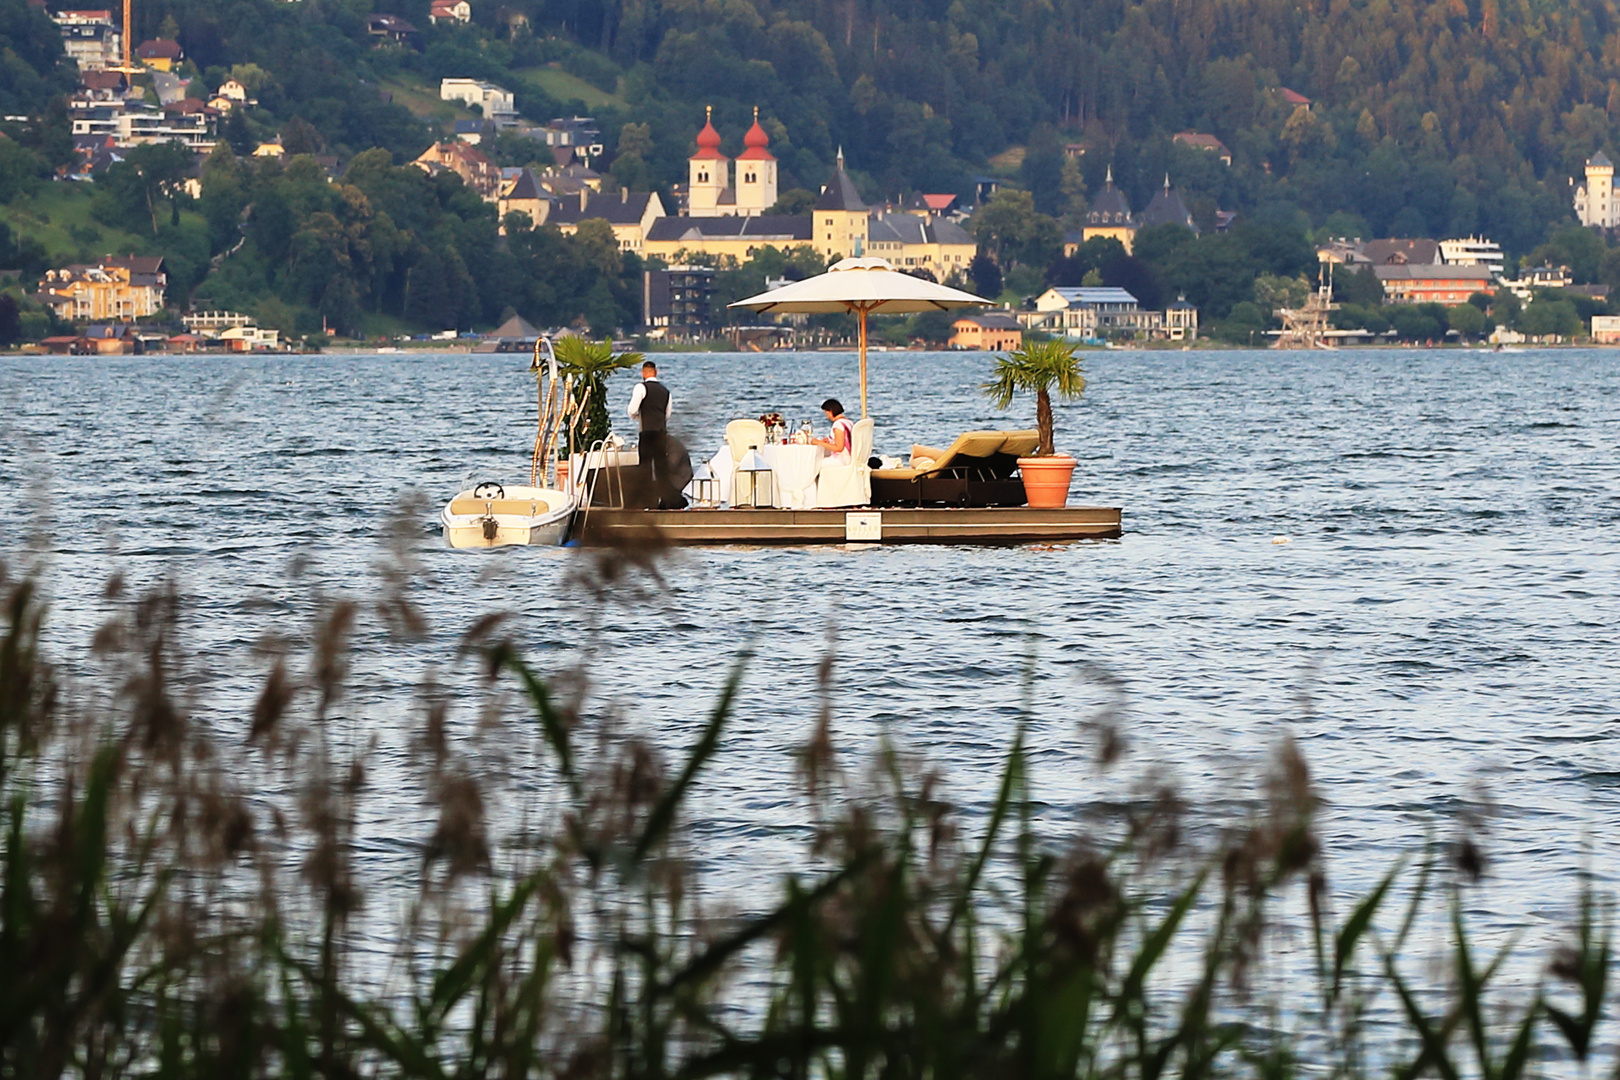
[8,0,1620,337]
[500,0,1620,250]
[41,0,1620,251]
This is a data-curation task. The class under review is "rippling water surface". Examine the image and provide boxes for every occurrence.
[3,346,1618,1025]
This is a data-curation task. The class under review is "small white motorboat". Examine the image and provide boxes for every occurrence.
[440,482,574,548]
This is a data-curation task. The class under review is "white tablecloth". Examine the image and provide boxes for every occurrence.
[761,444,825,509]
[695,444,825,508]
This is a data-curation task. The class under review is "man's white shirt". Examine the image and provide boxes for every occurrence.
[627,378,674,420]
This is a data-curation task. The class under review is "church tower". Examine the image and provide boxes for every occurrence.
[1583,152,1614,228]
[1081,165,1138,253]
[813,147,869,260]
[734,107,777,217]
[687,106,728,217]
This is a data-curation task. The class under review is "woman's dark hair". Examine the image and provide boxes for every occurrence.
[821,398,844,414]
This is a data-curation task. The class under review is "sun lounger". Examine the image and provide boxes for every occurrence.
[870,430,1038,507]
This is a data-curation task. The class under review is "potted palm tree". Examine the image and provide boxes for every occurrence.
[983,338,1086,508]
[551,336,642,491]
[552,336,642,454]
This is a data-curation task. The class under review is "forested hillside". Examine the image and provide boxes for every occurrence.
[18,0,1620,246]
[5,0,1620,336]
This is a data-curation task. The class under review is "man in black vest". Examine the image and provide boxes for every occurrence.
[627,360,681,508]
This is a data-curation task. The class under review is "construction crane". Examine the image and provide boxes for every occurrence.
[108,0,140,75]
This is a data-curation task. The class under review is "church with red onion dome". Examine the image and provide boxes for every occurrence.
[686,105,777,218]
[648,106,975,273]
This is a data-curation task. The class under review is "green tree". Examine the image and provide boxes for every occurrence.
[0,292,20,344]
[280,116,325,156]
[1387,303,1445,341]
[1529,226,1606,283]
[1334,266,1384,306]
[1211,300,1269,344]
[0,137,41,202]
[909,308,956,344]
[968,254,1001,298]
[1491,289,1523,327]
[1447,302,1487,339]
[970,189,1061,268]
[553,336,640,452]
[222,108,254,156]
[1252,274,1309,313]
[766,188,816,214]
[96,141,194,235]
[982,338,1086,457]
[608,121,654,191]
[1519,297,1581,338]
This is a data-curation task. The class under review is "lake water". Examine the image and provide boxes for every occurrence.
[2,346,1617,1045]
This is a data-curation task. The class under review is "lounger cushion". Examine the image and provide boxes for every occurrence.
[873,430,1039,482]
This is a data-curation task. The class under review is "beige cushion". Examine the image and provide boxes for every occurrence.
[449,497,558,516]
[874,430,1040,482]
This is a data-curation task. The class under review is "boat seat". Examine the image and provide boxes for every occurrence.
[449,498,556,516]
[870,430,1038,483]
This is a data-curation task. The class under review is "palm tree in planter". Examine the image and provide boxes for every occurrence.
[553,336,643,454]
[983,338,1087,508]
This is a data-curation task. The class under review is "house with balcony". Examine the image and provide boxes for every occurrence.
[1172,132,1232,165]
[39,256,167,323]
[439,78,517,127]
[69,96,216,150]
[1032,286,1157,338]
[1372,264,1496,304]
[365,14,420,47]
[53,10,121,71]
[643,266,717,337]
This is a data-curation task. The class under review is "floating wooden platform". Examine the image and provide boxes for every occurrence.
[572,505,1122,546]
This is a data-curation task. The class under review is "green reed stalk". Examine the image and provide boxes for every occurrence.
[0,553,1613,1080]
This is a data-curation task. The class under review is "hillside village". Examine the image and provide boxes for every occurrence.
[7,0,1620,350]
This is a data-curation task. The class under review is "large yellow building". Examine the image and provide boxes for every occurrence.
[550,187,667,254]
[39,256,167,322]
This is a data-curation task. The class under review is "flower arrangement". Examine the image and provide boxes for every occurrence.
[758,411,787,441]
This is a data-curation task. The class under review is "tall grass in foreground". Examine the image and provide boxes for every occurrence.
[0,542,1613,1079]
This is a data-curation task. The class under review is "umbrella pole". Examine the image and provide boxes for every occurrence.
[858,305,869,418]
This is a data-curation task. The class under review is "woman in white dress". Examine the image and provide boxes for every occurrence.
[811,398,856,463]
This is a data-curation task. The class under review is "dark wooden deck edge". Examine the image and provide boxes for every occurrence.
[573,507,1123,546]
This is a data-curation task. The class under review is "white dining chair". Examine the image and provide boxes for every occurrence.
[815,417,874,507]
[724,419,768,463]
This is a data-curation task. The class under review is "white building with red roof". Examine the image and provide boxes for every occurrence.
[732,106,777,217]
[686,106,729,217]
[430,0,471,23]
[685,106,779,217]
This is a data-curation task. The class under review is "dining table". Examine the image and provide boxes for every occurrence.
[759,443,825,508]
[698,441,827,508]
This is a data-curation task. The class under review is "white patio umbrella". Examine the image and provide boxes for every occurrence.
[728,256,993,417]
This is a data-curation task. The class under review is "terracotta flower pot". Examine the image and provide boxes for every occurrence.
[1017,454,1077,509]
